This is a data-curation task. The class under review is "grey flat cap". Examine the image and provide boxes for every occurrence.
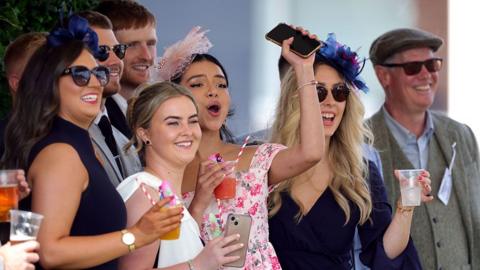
[369,28,443,65]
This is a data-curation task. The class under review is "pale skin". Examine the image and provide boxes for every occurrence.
[183,29,325,226]
[120,96,243,270]
[374,47,439,138]
[290,63,433,260]
[0,241,40,270]
[29,50,183,269]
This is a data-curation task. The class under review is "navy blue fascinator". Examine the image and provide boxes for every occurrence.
[47,15,107,61]
[316,33,368,93]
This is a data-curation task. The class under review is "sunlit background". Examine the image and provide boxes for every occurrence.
[141,0,479,142]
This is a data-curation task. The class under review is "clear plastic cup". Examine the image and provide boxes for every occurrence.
[9,210,43,244]
[214,162,236,200]
[397,169,423,206]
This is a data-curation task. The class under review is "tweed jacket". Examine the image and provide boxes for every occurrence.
[367,109,480,270]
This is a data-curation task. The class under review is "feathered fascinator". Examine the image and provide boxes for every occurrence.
[149,26,213,82]
[317,33,368,93]
[47,14,105,60]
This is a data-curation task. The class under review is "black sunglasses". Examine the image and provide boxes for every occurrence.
[382,58,443,76]
[61,65,110,87]
[97,44,130,61]
[316,84,350,103]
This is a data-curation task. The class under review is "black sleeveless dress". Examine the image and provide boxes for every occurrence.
[24,117,127,270]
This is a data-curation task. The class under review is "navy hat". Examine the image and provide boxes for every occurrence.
[369,28,443,65]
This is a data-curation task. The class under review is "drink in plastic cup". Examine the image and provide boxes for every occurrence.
[0,170,19,222]
[214,175,236,200]
[9,210,43,245]
[160,204,182,240]
[398,169,423,207]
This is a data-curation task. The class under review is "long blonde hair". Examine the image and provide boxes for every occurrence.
[268,63,373,225]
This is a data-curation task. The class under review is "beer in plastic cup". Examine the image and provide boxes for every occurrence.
[9,210,43,245]
[398,169,423,207]
[0,170,19,222]
[160,204,182,240]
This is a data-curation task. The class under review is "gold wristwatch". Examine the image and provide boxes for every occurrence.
[121,229,136,252]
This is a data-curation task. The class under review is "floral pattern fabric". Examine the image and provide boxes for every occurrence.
[183,143,286,270]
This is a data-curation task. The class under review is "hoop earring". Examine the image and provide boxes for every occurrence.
[145,139,151,145]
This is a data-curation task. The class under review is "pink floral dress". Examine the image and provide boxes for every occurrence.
[183,143,286,270]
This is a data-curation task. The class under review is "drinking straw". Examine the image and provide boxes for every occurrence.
[234,135,250,170]
[136,179,156,206]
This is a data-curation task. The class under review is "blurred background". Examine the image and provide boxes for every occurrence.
[142,0,454,137]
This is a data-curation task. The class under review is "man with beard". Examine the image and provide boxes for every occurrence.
[96,0,157,139]
[79,11,142,186]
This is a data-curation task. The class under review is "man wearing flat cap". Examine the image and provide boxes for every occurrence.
[367,28,480,270]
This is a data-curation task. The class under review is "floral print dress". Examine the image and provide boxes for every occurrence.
[183,143,286,270]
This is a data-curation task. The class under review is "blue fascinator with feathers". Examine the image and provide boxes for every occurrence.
[47,14,107,61]
[316,33,368,93]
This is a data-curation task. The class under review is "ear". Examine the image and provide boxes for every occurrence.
[136,127,150,143]
[7,74,20,94]
[373,65,391,90]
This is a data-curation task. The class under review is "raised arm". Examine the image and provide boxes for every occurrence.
[269,30,325,185]
[30,144,182,269]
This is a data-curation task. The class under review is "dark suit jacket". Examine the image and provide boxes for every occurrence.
[367,109,480,270]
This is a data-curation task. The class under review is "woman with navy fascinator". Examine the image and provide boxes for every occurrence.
[1,14,183,269]
[268,33,433,269]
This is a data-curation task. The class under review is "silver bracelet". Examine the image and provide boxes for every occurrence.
[187,259,195,270]
[296,80,318,91]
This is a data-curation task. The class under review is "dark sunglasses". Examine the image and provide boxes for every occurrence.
[97,44,130,61]
[61,65,110,87]
[316,84,350,103]
[382,58,443,76]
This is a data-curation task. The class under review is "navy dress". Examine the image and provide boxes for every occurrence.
[24,117,127,270]
[269,161,422,270]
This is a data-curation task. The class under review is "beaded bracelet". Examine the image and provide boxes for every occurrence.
[396,201,414,214]
[296,80,318,91]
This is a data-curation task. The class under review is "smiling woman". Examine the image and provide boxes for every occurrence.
[0,15,185,270]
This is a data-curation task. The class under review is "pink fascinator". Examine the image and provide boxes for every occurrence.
[149,26,213,82]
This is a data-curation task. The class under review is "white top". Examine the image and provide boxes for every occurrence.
[117,172,203,267]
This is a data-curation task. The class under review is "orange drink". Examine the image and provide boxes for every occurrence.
[214,176,236,200]
[160,205,182,240]
[0,170,19,222]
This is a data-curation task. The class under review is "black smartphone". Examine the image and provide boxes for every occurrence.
[265,23,322,58]
[223,213,252,268]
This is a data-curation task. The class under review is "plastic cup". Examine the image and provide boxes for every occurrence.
[9,210,43,244]
[160,204,182,240]
[397,169,423,206]
[0,170,19,222]
[214,175,236,200]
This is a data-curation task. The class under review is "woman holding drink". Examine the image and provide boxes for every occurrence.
[267,33,433,269]
[1,15,184,269]
[155,26,325,269]
[117,81,243,269]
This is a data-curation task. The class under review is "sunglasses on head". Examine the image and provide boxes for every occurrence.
[97,44,130,61]
[382,58,443,76]
[316,84,350,103]
[61,65,110,87]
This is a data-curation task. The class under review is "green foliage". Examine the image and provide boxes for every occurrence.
[0,0,100,117]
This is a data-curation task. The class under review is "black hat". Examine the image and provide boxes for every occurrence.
[369,28,443,65]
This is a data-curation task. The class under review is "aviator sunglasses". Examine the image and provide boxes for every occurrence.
[382,58,443,76]
[97,44,130,61]
[316,84,350,103]
[61,65,110,87]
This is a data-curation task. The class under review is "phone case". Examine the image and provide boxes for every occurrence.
[265,23,322,58]
[223,213,252,268]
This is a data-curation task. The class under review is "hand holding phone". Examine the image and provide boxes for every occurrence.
[266,23,322,58]
[223,213,252,268]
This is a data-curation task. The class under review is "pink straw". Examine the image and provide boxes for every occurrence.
[234,135,250,170]
[137,179,157,206]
